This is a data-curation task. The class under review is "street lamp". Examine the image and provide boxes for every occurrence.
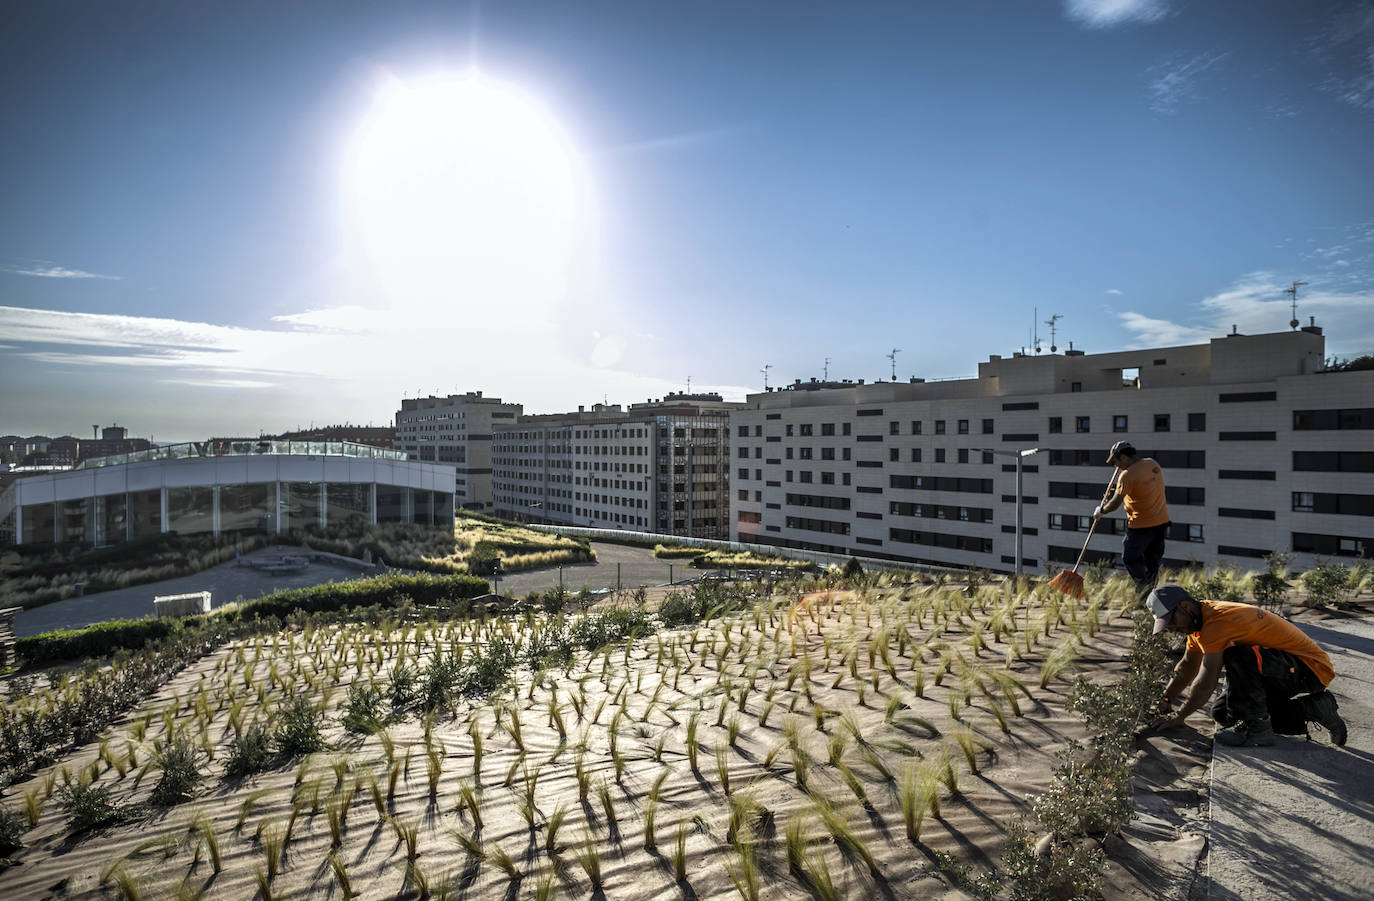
[978,446,1043,577]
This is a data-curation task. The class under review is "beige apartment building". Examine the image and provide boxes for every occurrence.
[492,395,740,538]
[730,326,1373,572]
[395,392,522,510]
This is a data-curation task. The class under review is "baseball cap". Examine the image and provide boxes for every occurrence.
[1147,585,1191,634]
[1106,441,1136,464]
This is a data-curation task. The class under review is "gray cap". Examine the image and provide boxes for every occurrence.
[1107,441,1136,464]
[1147,585,1192,634]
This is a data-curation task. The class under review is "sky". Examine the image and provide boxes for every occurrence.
[2,0,1373,441]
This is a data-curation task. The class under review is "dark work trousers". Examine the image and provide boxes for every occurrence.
[1122,522,1169,593]
[1220,644,1326,729]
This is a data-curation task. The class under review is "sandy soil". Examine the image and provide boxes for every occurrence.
[0,582,1142,900]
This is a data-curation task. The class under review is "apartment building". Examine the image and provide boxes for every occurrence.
[492,394,739,538]
[730,325,1373,572]
[395,392,522,510]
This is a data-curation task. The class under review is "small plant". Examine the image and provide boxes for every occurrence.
[275,697,327,756]
[341,681,387,733]
[672,822,688,882]
[0,806,25,856]
[328,852,357,898]
[574,833,603,890]
[190,812,222,874]
[151,737,200,806]
[57,781,129,834]
[225,722,274,777]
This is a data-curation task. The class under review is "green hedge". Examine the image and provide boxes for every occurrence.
[16,571,490,667]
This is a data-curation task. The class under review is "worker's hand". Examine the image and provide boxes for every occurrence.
[1092,505,1104,520]
[1151,713,1186,731]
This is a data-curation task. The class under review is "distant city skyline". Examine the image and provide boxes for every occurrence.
[2,0,1372,441]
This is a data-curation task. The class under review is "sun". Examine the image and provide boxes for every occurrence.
[342,71,587,321]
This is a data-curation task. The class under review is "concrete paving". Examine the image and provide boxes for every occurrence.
[1205,617,1374,900]
[13,547,375,637]
[488,541,683,598]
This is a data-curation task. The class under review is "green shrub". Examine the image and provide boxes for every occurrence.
[0,807,24,856]
[653,545,701,560]
[342,682,387,733]
[57,782,130,834]
[274,697,327,757]
[1302,559,1355,607]
[657,591,704,628]
[225,723,274,777]
[150,736,200,806]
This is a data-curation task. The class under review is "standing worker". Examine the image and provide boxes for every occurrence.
[1093,441,1170,597]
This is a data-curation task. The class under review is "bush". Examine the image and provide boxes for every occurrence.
[57,781,130,834]
[653,544,701,559]
[657,591,704,628]
[0,807,24,856]
[1302,559,1355,608]
[150,736,200,806]
[274,697,326,757]
[341,683,387,734]
[224,722,274,777]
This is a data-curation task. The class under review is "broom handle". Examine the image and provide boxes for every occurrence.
[1069,470,1121,573]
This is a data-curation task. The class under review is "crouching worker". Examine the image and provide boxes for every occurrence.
[1147,585,1346,747]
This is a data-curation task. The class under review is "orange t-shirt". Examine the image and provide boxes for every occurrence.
[1185,600,1335,685]
[1115,457,1169,528]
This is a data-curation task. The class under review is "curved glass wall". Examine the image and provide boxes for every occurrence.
[167,486,214,535]
[22,503,55,544]
[219,483,272,536]
[285,482,321,532]
[129,490,162,539]
[326,483,371,530]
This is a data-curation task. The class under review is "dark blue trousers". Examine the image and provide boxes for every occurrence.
[1122,521,1169,591]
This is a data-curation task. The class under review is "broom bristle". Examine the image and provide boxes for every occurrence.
[1047,570,1086,600]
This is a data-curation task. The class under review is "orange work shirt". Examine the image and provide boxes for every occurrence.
[1185,600,1335,686]
[1115,457,1169,528]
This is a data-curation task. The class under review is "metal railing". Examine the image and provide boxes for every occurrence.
[75,440,407,470]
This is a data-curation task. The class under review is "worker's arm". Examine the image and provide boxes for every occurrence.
[1153,651,1223,730]
[1094,473,1126,518]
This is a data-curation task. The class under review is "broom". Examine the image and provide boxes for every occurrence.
[1047,471,1120,600]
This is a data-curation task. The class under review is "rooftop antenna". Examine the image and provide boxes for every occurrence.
[824,356,831,380]
[1032,306,1042,354]
[887,348,901,381]
[760,363,772,390]
[686,375,692,393]
[1284,280,1308,330]
[1044,313,1063,352]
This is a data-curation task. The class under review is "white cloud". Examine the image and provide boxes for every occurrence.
[1118,271,1374,353]
[1064,0,1167,29]
[1105,288,1122,295]
[1148,51,1229,114]
[1308,5,1374,112]
[2,263,120,280]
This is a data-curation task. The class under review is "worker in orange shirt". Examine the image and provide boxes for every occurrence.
[1147,585,1346,747]
[1093,441,1169,596]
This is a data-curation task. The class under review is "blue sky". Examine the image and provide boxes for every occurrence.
[2,0,1372,441]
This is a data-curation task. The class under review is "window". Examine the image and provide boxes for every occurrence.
[1188,413,1206,432]
[738,446,749,458]
[785,471,793,482]
[889,447,899,462]
[1049,417,1063,434]
[982,418,994,434]
[958,448,969,463]
[890,421,900,435]
[1219,391,1277,403]
[1113,415,1128,432]
[911,448,922,463]
[785,447,793,459]
[983,452,994,464]
[935,449,946,463]
[799,447,812,460]
[799,471,812,483]
[821,472,834,485]
[935,420,946,435]
[821,447,835,461]
[842,473,851,486]
[1154,414,1170,432]
[1293,408,1374,430]
[737,425,748,437]
[785,424,794,437]
[754,469,761,480]
[957,419,969,435]
[843,423,852,436]
[800,423,813,437]
[1293,452,1374,472]
[912,421,922,435]
[1071,382,1082,392]
[842,447,851,461]
[821,423,835,436]
[738,468,748,480]
[1075,416,1091,433]
[737,489,749,501]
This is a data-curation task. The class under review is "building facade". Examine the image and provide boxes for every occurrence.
[0,440,455,547]
[730,327,1373,572]
[395,392,522,510]
[491,395,739,538]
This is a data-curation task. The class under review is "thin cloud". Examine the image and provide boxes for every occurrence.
[1307,4,1374,112]
[1148,51,1229,114]
[1064,0,1168,29]
[2,263,121,280]
[1105,288,1123,295]
[602,124,754,156]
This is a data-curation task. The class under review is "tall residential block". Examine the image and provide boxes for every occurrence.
[395,392,522,511]
[730,326,1372,572]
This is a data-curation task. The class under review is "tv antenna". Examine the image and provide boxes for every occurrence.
[1044,313,1063,352]
[823,356,831,380]
[686,375,692,393]
[887,348,901,381]
[1284,281,1308,330]
[1032,306,1041,353]
[760,363,772,390]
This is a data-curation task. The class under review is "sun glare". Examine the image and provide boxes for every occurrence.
[343,72,586,321]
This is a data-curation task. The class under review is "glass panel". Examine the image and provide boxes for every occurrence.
[413,490,433,526]
[129,490,162,539]
[59,498,92,544]
[285,482,321,532]
[220,483,273,536]
[167,486,215,535]
[325,483,371,531]
[22,503,56,544]
[433,492,453,527]
[99,493,128,545]
[377,486,408,523]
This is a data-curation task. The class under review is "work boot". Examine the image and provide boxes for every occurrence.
[1300,691,1347,747]
[1215,718,1276,747]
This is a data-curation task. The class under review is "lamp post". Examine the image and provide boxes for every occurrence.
[978,446,1042,577]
